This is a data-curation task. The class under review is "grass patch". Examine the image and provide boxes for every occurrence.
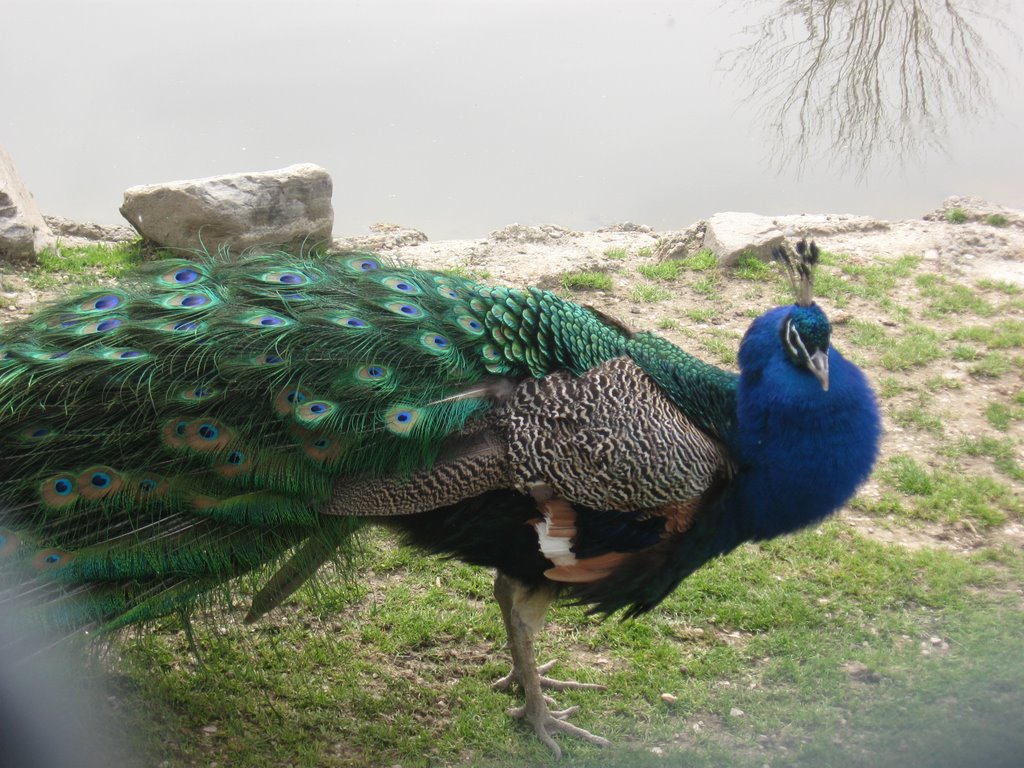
[684,250,718,272]
[952,320,1024,349]
[880,456,1021,527]
[29,241,145,289]
[685,307,719,324]
[637,261,683,281]
[604,247,628,260]
[561,271,613,291]
[945,207,968,224]
[947,437,1024,481]
[971,352,1016,378]
[102,525,1024,768]
[733,255,774,281]
[879,326,943,371]
[631,284,671,303]
[984,213,1009,227]
[976,278,1021,295]
[916,274,993,317]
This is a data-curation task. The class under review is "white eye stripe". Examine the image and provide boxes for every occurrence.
[784,319,810,359]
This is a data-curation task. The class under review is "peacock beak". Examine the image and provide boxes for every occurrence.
[808,349,830,391]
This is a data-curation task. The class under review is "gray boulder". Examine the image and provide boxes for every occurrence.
[0,146,55,264]
[119,164,334,253]
[702,212,786,266]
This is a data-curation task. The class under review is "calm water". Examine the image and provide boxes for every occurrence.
[4,0,1022,240]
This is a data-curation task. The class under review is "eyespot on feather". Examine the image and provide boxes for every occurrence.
[342,255,380,273]
[330,314,372,329]
[21,425,55,441]
[295,401,336,425]
[162,292,214,309]
[384,301,424,318]
[135,475,170,498]
[354,364,391,383]
[158,265,204,286]
[161,419,190,449]
[213,449,252,478]
[77,466,124,500]
[260,270,314,286]
[273,386,310,415]
[252,353,285,365]
[380,275,423,295]
[78,293,125,312]
[40,474,79,507]
[33,549,75,571]
[181,384,217,401]
[32,350,71,361]
[302,433,344,463]
[242,313,291,328]
[101,349,149,361]
[157,320,206,333]
[79,315,126,335]
[418,331,452,354]
[455,315,484,336]
[0,529,19,558]
[384,405,422,435]
[184,421,233,452]
[480,343,503,362]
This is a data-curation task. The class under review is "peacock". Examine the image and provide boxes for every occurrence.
[0,239,880,757]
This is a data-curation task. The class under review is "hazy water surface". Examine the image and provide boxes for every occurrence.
[3,0,1022,239]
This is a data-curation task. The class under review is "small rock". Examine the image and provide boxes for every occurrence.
[0,145,55,264]
[702,212,786,267]
[660,693,678,704]
[120,163,333,254]
[201,724,218,734]
[650,746,664,755]
[730,707,745,717]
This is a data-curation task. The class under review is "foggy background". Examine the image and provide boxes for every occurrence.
[2,0,1022,239]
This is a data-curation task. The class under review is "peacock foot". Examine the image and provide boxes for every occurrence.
[492,659,608,693]
[507,696,611,759]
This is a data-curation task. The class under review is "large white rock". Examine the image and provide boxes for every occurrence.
[702,212,786,266]
[0,146,55,264]
[119,164,334,253]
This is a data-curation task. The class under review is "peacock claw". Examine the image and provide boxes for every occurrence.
[507,701,611,759]
[493,659,608,693]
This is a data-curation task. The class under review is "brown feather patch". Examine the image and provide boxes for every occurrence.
[544,552,627,583]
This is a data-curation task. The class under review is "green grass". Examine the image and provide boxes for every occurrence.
[631,284,671,303]
[29,241,146,289]
[560,271,613,291]
[916,274,993,317]
[972,351,1016,378]
[97,525,1024,768]
[637,261,683,281]
[984,213,1009,227]
[878,326,943,371]
[951,320,1024,349]
[879,456,1021,527]
[604,247,628,260]
[945,207,968,224]
[733,255,774,281]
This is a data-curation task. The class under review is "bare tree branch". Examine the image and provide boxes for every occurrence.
[719,0,1017,176]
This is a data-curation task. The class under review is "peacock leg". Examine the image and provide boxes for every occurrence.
[492,571,610,757]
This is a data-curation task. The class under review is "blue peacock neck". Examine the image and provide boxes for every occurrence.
[724,306,881,543]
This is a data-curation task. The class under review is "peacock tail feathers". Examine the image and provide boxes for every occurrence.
[3,246,718,633]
